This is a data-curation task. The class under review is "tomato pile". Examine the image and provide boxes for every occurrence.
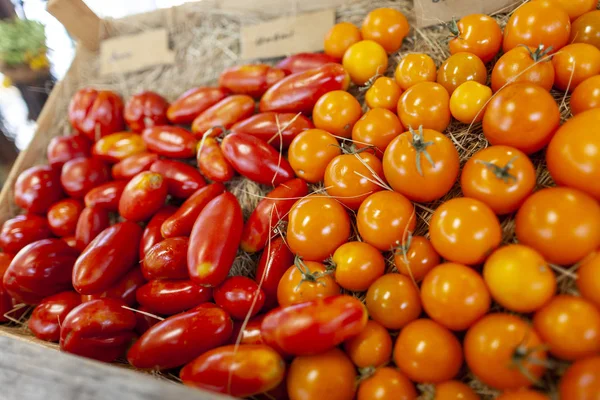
[2,1,600,399]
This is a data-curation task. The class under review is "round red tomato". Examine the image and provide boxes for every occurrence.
[214,276,266,320]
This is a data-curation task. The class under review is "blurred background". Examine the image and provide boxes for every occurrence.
[0,0,193,187]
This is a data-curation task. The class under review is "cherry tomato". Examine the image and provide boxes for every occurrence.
[277,259,340,307]
[219,64,286,98]
[449,81,492,124]
[577,252,600,308]
[136,280,213,315]
[365,76,402,111]
[134,305,160,335]
[255,236,295,310]
[73,221,142,295]
[361,8,409,53]
[546,108,600,200]
[46,199,83,237]
[483,83,560,154]
[128,303,232,370]
[142,237,189,280]
[383,127,459,202]
[449,14,502,63]
[352,108,403,155]
[149,159,206,199]
[160,183,225,238]
[313,90,362,138]
[287,348,356,400]
[461,145,536,215]
[262,295,367,356]
[140,205,177,259]
[437,52,487,94]
[395,53,437,90]
[288,128,341,183]
[553,43,600,91]
[124,91,169,132]
[191,94,255,136]
[533,295,600,360]
[491,45,556,92]
[559,356,600,400]
[92,132,147,163]
[343,40,388,85]
[230,315,265,346]
[74,206,110,251]
[393,235,440,282]
[141,126,197,158]
[260,63,349,114]
[0,214,51,254]
[28,291,81,342]
[241,178,308,253]
[516,187,600,264]
[343,319,392,368]
[430,197,502,265]
[188,192,243,287]
[81,267,145,306]
[60,157,110,198]
[464,313,547,390]
[503,1,571,53]
[358,367,416,400]
[434,381,479,400]
[570,10,600,49]
[275,52,339,74]
[68,88,125,141]
[332,241,385,292]
[47,134,92,170]
[397,82,451,132]
[571,75,600,114]
[366,273,421,330]
[59,298,136,362]
[324,22,362,60]
[324,152,384,210]
[14,165,63,214]
[230,112,314,149]
[167,87,229,124]
[196,137,234,182]
[181,344,285,398]
[118,171,167,222]
[214,276,265,320]
[0,253,22,323]
[394,319,463,383]
[539,0,598,21]
[84,181,126,212]
[483,245,556,313]
[286,195,351,261]
[111,152,158,181]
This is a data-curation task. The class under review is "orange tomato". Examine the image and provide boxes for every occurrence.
[343,320,392,368]
[577,252,600,308]
[464,313,548,390]
[343,40,388,85]
[496,390,550,400]
[483,244,556,313]
[366,273,421,330]
[287,348,356,400]
[365,77,402,111]
[546,108,600,200]
[570,10,600,49]
[332,241,385,292]
[313,91,363,138]
[356,190,416,251]
[324,152,384,210]
[515,187,600,265]
[437,52,488,94]
[434,381,479,400]
[533,295,600,360]
[552,43,600,91]
[352,108,403,155]
[559,356,600,400]
[460,145,536,215]
[482,82,560,154]
[288,129,341,183]
[393,319,463,383]
[491,45,556,92]
[429,198,502,266]
[397,82,451,132]
[357,367,417,400]
[448,14,503,63]
[537,0,598,21]
[361,8,410,53]
[383,127,459,202]
[393,235,440,282]
[277,260,340,307]
[395,53,437,90]
[503,1,571,53]
[324,22,362,60]
[570,75,600,114]
[449,81,492,124]
[92,132,147,163]
[287,195,351,261]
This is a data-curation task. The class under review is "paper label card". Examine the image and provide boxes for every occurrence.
[414,0,519,28]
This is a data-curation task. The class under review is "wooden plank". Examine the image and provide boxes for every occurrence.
[47,0,103,51]
[0,334,235,400]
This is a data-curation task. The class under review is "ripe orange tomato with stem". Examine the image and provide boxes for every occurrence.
[395,53,437,90]
[393,234,440,282]
[491,45,555,92]
[570,75,600,114]
[383,126,459,203]
[366,273,421,330]
[352,108,403,155]
[577,252,600,308]
[448,14,503,63]
[559,356,600,400]
[537,0,598,21]
[313,91,363,138]
[277,257,340,307]
[357,367,417,400]
[288,129,341,183]
[343,320,392,368]
[552,43,600,91]
[570,10,600,49]
[324,22,362,60]
[483,244,556,313]
[434,381,479,400]
[437,52,488,94]
[464,313,548,390]
[365,77,402,111]
[332,241,386,292]
[361,8,410,54]
[343,40,388,85]
[460,145,536,215]
[449,81,492,124]
[397,82,451,132]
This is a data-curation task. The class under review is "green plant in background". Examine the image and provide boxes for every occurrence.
[0,18,48,69]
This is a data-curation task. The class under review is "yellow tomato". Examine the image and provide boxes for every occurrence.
[450,81,493,124]
[343,40,389,85]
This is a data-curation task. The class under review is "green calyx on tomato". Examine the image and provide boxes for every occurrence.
[474,156,519,184]
[294,255,334,290]
[520,43,554,62]
[409,126,436,176]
